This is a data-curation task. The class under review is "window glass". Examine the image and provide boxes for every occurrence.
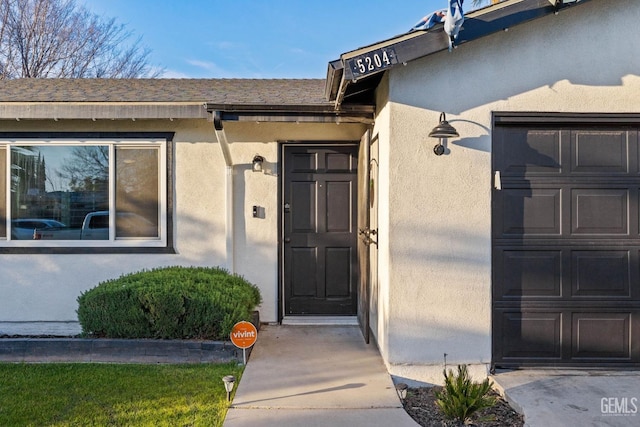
[116,147,159,238]
[11,145,109,240]
[0,138,167,248]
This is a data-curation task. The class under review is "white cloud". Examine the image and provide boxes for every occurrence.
[186,59,223,72]
[212,41,240,50]
[159,69,192,79]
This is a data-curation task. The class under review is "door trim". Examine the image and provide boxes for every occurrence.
[357,130,371,343]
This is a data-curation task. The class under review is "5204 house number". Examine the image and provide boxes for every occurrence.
[348,47,398,79]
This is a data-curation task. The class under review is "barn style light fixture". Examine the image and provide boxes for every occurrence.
[429,112,459,156]
[222,375,236,401]
[252,155,265,172]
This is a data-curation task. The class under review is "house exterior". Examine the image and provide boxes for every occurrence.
[1,0,639,384]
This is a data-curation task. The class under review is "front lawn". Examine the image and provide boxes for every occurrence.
[0,362,243,427]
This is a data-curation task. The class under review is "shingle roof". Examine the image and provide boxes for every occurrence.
[0,78,330,105]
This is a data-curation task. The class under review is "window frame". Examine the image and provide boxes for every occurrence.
[0,132,174,254]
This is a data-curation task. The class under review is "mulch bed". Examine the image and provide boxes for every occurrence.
[402,387,524,427]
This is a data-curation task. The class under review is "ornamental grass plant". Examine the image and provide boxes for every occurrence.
[434,364,497,424]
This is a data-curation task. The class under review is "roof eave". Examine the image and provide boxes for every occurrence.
[205,102,375,124]
[0,102,209,120]
[325,0,592,105]
[324,59,345,101]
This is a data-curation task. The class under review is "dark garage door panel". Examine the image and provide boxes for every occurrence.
[494,127,639,178]
[493,247,640,300]
[493,122,640,368]
[495,185,640,240]
[494,309,640,364]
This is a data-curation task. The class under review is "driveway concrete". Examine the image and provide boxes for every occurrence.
[223,324,418,427]
[492,370,640,427]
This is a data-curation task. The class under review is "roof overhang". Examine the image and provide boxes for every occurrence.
[205,103,375,126]
[326,0,591,108]
[0,101,375,124]
[0,102,209,120]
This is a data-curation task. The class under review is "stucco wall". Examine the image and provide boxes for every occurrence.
[0,118,366,335]
[379,0,640,384]
[370,74,390,358]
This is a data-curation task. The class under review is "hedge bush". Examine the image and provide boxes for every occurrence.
[76,266,262,340]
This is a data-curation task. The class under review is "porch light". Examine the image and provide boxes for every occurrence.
[222,375,236,401]
[429,112,459,156]
[252,155,265,172]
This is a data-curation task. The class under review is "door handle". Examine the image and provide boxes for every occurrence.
[284,237,291,243]
[358,228,378,246]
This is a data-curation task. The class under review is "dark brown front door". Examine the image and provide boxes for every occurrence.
[492,115,640,368]
[283,144,358,315]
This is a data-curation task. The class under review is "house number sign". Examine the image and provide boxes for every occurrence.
[347,46,398,79]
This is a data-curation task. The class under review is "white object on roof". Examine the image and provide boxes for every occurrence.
[444,0,465,51]
[411,10,446,31]
[548,0,581,5]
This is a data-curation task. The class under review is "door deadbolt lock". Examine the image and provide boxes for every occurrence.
[358,227,377,237]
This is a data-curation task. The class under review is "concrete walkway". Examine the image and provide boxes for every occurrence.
[492,369,640,427]
[223,325,418,427]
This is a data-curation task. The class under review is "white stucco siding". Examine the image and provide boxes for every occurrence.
[383,102,492,383]
[371,74,391,359]
[379,0,640,383]
[174,122,228,262]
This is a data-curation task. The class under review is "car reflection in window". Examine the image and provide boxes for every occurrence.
[82,211,159,240]
[11,219,67,240]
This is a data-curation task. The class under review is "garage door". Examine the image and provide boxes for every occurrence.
[492,114,640,368]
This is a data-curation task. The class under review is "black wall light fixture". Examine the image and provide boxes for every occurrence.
[252,155,265,172]
[429,112,459,156]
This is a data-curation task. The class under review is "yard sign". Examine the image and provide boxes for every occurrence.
[230,321,257,364]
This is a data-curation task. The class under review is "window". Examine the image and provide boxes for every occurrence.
[0,136,171,251]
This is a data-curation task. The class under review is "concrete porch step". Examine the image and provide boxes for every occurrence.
[281,316,358,326]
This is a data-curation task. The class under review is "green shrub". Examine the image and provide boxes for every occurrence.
[77,266,261,340]
[434,365,496,424]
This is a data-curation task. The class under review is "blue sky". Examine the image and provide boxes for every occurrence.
[82,1,490,79]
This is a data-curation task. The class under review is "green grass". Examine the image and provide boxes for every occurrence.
[0,362,243,427]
